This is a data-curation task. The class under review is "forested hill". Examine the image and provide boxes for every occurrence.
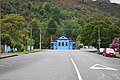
[1,0,120,17]
[1,0,120,50]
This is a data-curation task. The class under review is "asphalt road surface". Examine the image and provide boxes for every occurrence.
[0,49,120,80]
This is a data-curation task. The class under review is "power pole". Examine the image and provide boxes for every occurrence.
[118,37,120,55]
[39,29,41,50]
[30,26,32,51]
[0,22,1,57]
[98,27,101,53]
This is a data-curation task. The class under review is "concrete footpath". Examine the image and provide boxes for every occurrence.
[0,53,18,59]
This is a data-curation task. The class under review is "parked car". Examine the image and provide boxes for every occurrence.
[97,48,105,54]
[103,48,116,57]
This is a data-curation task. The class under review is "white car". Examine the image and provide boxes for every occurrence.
[97,48,105,54]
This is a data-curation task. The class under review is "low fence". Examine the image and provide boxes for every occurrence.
[1,45,34,53]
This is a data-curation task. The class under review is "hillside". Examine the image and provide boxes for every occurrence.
[1,0,120,50]
[1,0,120,17]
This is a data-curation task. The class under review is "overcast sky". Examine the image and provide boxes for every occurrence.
[110,0,120,4]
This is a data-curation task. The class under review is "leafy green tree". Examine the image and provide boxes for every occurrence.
[1,14,29,51]
[78,16,86,28]
[81,20,120,48]
[43,2,52,13]
[1,34,13,46]
[30,18,48,49]
[1,0,120,50]
[76,35,83,49]
[27,1,33,9]
[1,2,13,14]
[30,19,40,49]
[116,18,120,28]
[64,19,82,40]
[47,18,57,35]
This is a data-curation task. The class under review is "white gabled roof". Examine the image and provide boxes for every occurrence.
[57,36,69,40]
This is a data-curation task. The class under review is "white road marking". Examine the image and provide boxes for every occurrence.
[90,64,117,70]
[69,54,83,80]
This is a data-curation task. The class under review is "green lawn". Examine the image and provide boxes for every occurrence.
[116,52,120,58]
[9,49,40,54]
[116,52,120,55]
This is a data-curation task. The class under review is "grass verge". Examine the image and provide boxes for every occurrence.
[9,49,40,54]
[116,52,120,58]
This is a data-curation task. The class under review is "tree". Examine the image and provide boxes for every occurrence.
[1,2,13,14]
[1,34,13,46]
[81,19,120,48]
[64,19,82,40]
[1,14,29,51]
[1,0,120,50]
[30,18,46,49]
[27,1,33,9]
[47,18,57,35]
[76,35,83,49]
[115,18,120,28]
[43,2,52,13]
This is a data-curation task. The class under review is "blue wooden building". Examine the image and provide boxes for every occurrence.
[50,36,76,50]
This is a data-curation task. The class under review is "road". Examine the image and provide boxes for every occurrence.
[0,49,120,80]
